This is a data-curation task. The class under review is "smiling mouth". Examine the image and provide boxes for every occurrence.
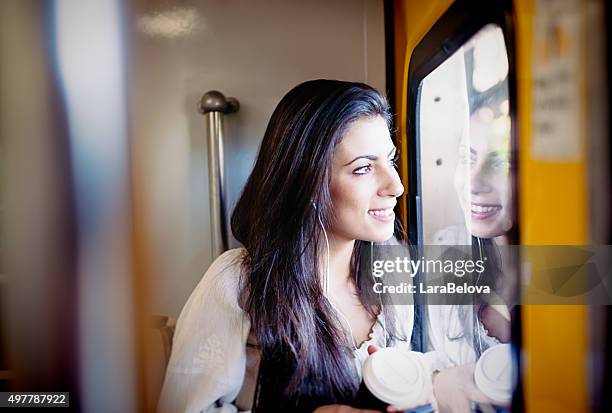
[470,203,501,219]
[368,208,395,222]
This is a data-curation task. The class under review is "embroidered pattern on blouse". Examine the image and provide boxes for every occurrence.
[171,334,226,374]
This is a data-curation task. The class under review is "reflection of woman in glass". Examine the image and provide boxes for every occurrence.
[454,106,512,242]
[158,80,434,413]
[459,99,514,337]
[433,97,512,246]
[428,96,515,412]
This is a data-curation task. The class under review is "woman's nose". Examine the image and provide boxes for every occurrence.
[379,167,404,198]
[470,164,492,194]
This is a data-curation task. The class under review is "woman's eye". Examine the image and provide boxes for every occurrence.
[353,164,372,175]
[492,158,510,169]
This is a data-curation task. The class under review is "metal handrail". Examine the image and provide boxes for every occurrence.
[199,91,239,258]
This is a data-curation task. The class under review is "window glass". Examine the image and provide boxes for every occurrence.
[420,24,511,246]
[417,24,516,407]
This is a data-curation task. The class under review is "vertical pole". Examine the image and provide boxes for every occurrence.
[200,91,239,258]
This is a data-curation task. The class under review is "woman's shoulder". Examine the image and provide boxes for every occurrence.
[184,248,247,315]
[203,247,246,284]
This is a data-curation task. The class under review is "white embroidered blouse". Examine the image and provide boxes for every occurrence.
[157,248,420,413]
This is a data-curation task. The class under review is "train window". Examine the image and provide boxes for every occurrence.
[417,20,516,368]
[419,24,511,246]
[407,4,520,408]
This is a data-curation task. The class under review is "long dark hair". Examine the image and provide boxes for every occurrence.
[231,79,404,411]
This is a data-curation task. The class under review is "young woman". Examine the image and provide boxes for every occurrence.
[157,80,433,413]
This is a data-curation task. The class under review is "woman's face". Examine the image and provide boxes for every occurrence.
[454,111,512,238]
[328,115,404,243]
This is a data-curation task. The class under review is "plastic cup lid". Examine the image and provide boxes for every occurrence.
[363,348,427,406]
[474,344,513,403]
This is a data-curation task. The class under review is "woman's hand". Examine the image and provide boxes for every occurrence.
[367,346,437,413]
[432,363,509,413]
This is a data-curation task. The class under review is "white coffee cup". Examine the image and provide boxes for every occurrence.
[361,348,430,408]
[474,343,513,404]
